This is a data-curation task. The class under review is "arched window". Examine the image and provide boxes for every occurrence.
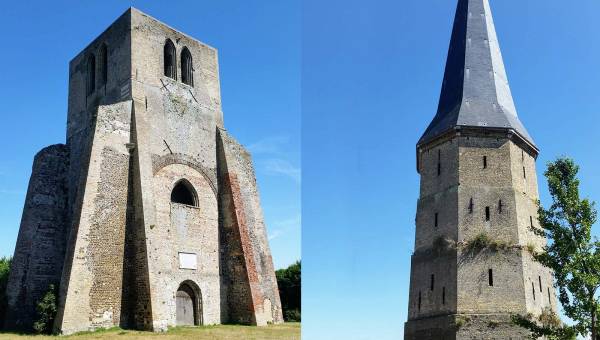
[181,47,193,86]
[86,54,96,95]
[171,179,197,206]
[100,44,108,86]
[164,39,177,80]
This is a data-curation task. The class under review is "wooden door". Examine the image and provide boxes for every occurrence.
[176,286,195,326]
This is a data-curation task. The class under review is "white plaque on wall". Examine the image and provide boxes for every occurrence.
[178,252,197,270]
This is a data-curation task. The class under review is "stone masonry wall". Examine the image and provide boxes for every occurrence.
[5,145,69,331]
[407,133,558,339]
[217,130,283,325]
[10,7,283,334]
[145,163,221,327]
[55,101,132,334]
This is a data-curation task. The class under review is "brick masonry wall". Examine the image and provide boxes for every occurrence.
[217,130,284,325]
[55,101,132,335]
[5,145,69,331]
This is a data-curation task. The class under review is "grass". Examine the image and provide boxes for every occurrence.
[0,323,300,340]
[463,233,511,254]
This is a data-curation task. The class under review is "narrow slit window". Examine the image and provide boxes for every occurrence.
[523,166,527,179]
[485,206,490,221]
[530,216,534,228]
[483,156,487,169]
[430,274,435,291]
[418,291,422,311]
[469,198,473,214]
[488,269,493,286]
[498,200,503,213]
[532,282,536,300]
[437,149,441,176]
[547,287,551,304]
[434,213,439,227]
[442,287,446,305]
[539,276,542,292]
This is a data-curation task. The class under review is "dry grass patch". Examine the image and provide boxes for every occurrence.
[0,323,300,340]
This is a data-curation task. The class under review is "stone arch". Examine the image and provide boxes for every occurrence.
[171,178,198,207]
[152,153,217,198]
[164,39,177,79]
[176,280,203,326]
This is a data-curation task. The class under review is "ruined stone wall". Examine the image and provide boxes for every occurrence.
[5,145,69,331]
[10,7,282,333]
[145,163,220,327]
[55,102,132,335]
[130,8,223,130]
[66,9,132,227]
[217,130,284,325]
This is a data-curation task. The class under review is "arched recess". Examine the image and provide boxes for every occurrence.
[164,39,177,80]
[181,47,193,86]
[86,54,96,95]
[171,179,198,207]
[152,154,218,198]
[176,280,203,326]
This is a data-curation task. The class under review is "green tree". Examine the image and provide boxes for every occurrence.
[33,284,58,334]
[0,256,11,327]
[276,260,301,322]
[513,158,599,339]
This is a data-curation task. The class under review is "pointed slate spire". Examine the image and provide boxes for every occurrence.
[419,0,536,150]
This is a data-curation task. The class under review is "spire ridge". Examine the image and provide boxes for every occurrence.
[419,0,535,150]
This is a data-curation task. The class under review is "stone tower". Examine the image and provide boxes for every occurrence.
[5,8,282,334]
[405,0,557,339]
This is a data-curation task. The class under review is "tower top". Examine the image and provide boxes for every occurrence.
[418,0,536,152]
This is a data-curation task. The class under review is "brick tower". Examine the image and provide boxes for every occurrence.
[5,8,282,334]
[404,0,557,338]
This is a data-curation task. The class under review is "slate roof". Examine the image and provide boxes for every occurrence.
[419,0,536,149]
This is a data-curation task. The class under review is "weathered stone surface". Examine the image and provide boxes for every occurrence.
[4,145,69,331]
[406,0,558,338]
[6,7,282,335]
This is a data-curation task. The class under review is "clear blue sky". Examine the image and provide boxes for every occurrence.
[302,0,600,339]
[0,0,300,270]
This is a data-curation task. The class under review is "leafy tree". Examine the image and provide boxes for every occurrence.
[513,158,599,339]
[33,284,58,334]
[276,261,301,322]
[0,256,11,327]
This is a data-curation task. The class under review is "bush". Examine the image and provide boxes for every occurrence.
[464,233,491,253]
[33,284,58,334]
[464,233,510,254]
[284,309,301,322]
[0,257,11,327]
[276,261,301,322]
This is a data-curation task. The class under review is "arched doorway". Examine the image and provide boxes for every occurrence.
[176,282,202,326]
